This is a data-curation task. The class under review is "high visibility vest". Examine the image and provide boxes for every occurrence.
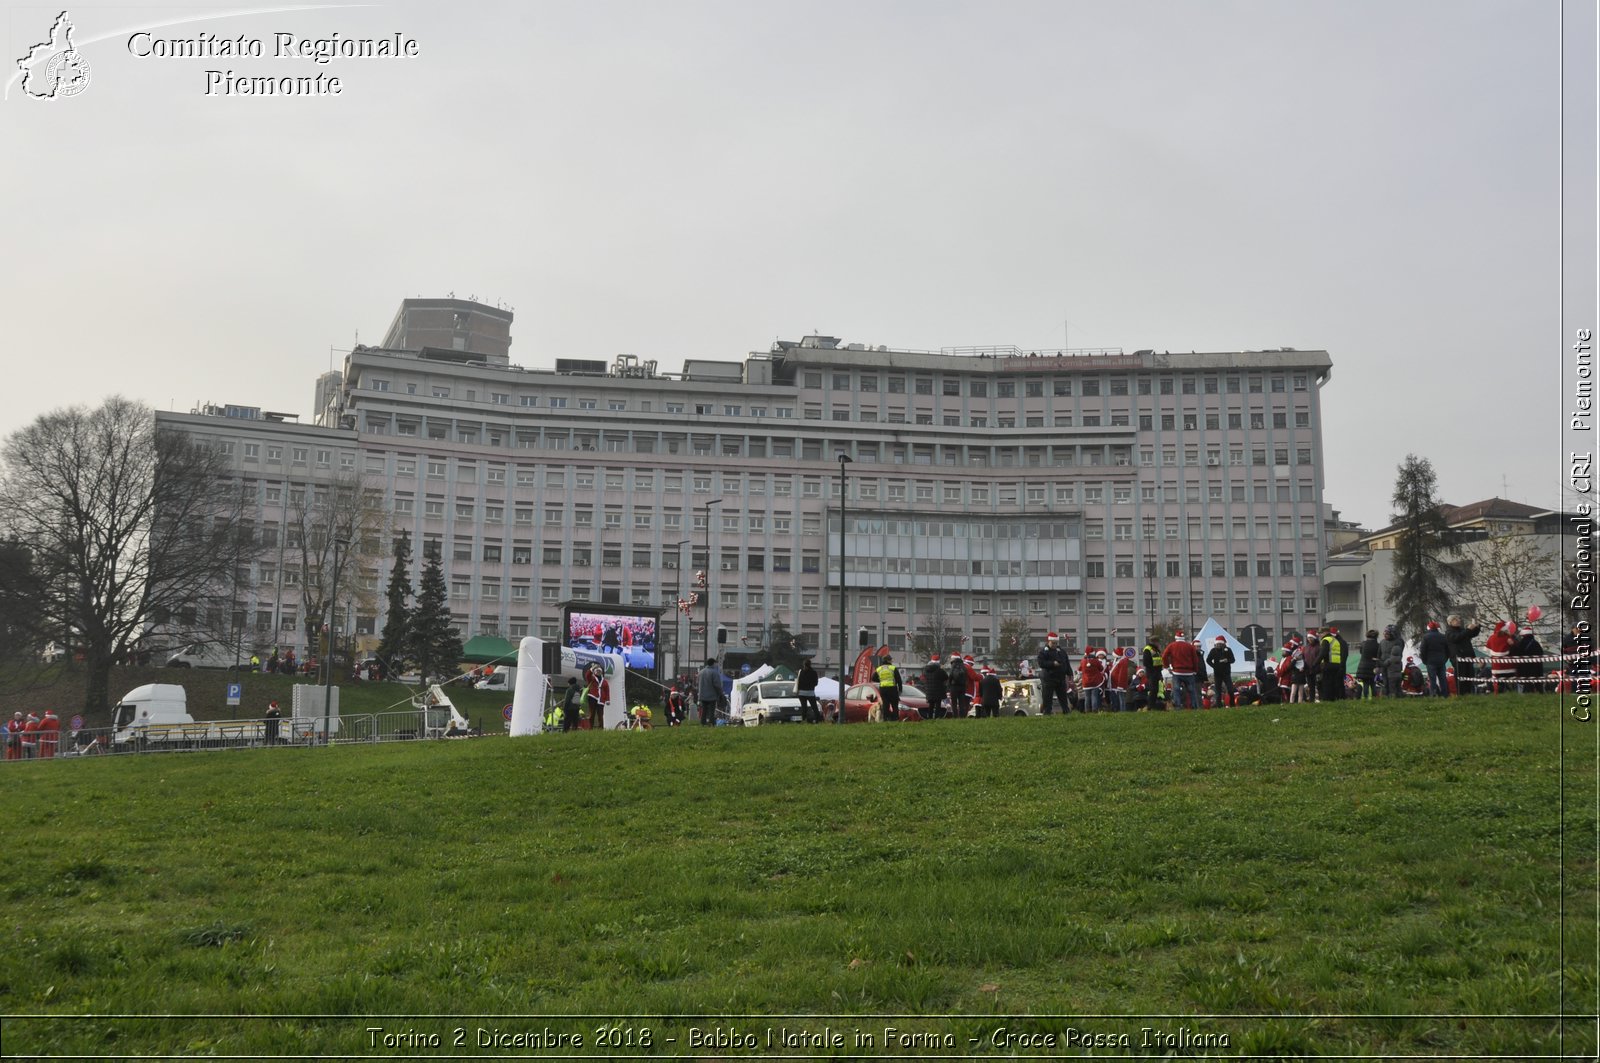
[875,664,899,688]
[1144,644,1163,668]
[1322,636,1343,666]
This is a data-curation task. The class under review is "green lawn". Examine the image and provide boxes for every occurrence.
[0,694,1594,1058]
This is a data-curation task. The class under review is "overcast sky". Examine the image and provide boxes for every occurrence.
[3,0,1591,527]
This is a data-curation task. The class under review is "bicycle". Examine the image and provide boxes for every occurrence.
[614,705,653,730]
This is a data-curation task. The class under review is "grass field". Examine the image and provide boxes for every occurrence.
[0,694,1594,1059]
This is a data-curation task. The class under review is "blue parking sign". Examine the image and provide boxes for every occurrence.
[226,683,242,707]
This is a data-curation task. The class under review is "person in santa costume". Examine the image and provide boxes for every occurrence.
[1484,621,1518,692]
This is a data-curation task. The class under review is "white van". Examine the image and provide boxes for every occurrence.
[164,643,243,669]
[473,666,516,692]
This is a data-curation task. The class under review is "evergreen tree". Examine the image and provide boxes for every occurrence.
[1384,454,1457,636]
[407,548,463,682]
[764,616,805,671]
[374,533,412,679]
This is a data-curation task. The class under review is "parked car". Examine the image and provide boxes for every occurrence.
[740,680,807,726]
[999,678,1042,716]
[839,683,930,723]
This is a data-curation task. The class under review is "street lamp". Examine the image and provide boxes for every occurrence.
[322,533,351,745]
[836,453,852,724]
[672,538,691,678]
[701,499,722,665]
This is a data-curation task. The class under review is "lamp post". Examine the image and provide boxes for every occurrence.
[322,534,351,745]
[701,499,721,665]
[836,453,852,723]
[673,538,691,678]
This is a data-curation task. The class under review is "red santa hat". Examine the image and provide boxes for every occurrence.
[1046,632,1059,641]
[1427,621,1441,630]
[1215,635,1227,642]
[1174,631,1185,639]
[963,654,974,663]
[928,653,940,663]
[1095,650,1107,659]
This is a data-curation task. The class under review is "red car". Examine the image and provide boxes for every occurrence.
[838,683,931,723]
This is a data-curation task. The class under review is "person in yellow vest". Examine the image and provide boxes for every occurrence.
[1319,625,1348,701]
[1142,636,1165,706]
[875,652,904,721]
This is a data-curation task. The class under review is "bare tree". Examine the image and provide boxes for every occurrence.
[1457,533,1560,631]
[282,473,384,670]
[910,614,964,662]
[993,617,1034,673]
[0,398,256,719]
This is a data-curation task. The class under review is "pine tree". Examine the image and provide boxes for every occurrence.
[1384,454,1456,636]
[408,548,463,682]
[374,533,412,679]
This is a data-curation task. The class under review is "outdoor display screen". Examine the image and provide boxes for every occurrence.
[562,606,659,675]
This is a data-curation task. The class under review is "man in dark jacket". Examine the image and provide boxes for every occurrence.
[1254,654,1281,704]
[1514,629,1547,691]
[560,676,583,732]
[1355,630,1381,699]
[921,654,949,719]
[1419,621,1451,697]
[1301,627,1324,701]
[697,659,724,725]
[947,654,972,718]
[1205,636,1236,706]
[1445,615,1482,694]
[1037,633,1074,715]
[796,658,821,723]
[1378,625,1405,698]
[976,667,1003,718]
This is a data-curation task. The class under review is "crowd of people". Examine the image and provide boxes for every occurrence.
[662,616,1581,723]
[4,709,61,759]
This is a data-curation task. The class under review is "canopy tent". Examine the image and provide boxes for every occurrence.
[460,635,518,665]
[1196,617,1251,665]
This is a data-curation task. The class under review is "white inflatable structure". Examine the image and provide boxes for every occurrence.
[509,637,628,735]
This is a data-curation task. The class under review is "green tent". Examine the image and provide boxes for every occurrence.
[460,635,518,665]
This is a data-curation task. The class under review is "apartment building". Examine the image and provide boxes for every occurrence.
[170,298,1320,673]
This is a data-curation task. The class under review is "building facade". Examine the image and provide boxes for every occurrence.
[168,299,1337,674]
[1322,498,1567,637]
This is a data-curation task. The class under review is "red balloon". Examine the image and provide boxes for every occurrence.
[1526,605,1543,622]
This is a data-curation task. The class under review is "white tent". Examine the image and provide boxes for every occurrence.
[1196,617,1251,665]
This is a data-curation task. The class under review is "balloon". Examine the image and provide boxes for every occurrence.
[1527,605,1543,623]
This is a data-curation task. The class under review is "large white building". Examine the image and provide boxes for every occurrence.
[166,298,1337,673]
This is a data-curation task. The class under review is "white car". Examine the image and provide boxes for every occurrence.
[740,680,807,726]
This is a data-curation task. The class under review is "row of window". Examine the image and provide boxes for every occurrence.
[1085,556,1321,578]
[799,370,1315,397]
[1087,594,1322,615]
[364,369,1315,408]
[219,441,354,469]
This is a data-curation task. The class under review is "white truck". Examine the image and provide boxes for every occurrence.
[111,684,272,747]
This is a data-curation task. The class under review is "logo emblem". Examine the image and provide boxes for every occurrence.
[17,11,91,100]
